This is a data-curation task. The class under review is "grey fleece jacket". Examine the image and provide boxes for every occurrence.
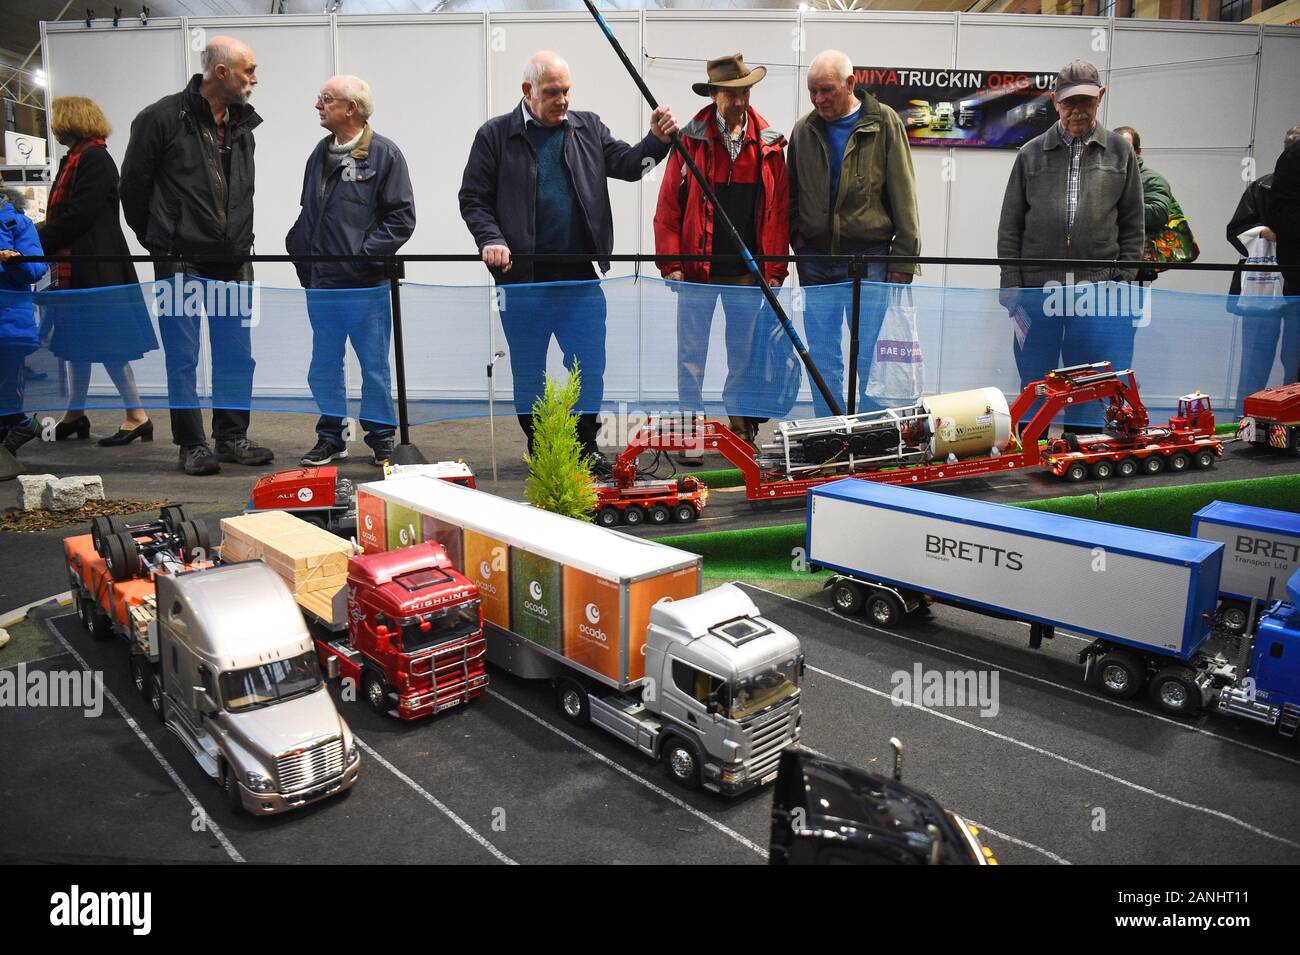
[997,122,1144,289]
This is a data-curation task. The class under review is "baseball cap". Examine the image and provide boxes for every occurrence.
[1056,59,1102,100]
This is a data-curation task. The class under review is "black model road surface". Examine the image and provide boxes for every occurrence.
[2,413,1299,864]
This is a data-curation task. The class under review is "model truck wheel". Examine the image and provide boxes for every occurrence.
[596,506,621,527]
[648,505,671,525]
[673,504,696,523]
[1148,667,1202,716]
[223,763,245,814]
[1218,602,1249,635]
[623,506,645,526]
[662,736,702,790]
[160,505,195,532]
[1064,462,1088,482]
[177,520,210,563]
[866,593,904,628]
[1193,449,1216,469]
[1090,460,1114,480]
[147,675,165,723]
[1141,455,1164,475]
[831,580,865,616]
[555,679,590,726]
[1095,651,1144,700]
[1167,452,1190,473]
[90,515,127,556]
[105,532,140,582]
[1116,457,1138,477]
[363,670,391,716]
[130,655,150,700]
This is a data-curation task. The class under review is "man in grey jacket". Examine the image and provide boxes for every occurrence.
[997,59,1143,429]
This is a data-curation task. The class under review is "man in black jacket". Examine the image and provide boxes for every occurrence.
[458,50,678,465]
[121,35,272,476]
[1265,135,1300,386]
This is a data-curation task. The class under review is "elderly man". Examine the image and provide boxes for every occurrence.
[997,59,1144,429]
[287,75,415,468]
[122,36,272,476]
[789,50,921,419]
[654,54,788,453]
[459,51,678,469]
[1228,127,1300,406]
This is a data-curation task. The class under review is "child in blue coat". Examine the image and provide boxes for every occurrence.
[0,187,48,460]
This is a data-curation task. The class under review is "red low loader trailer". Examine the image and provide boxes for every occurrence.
[220,512,487,720]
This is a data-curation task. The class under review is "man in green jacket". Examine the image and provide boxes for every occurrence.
[1115,125,1180,284]
[789,49,921,418]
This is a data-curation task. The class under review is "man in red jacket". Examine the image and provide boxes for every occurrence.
[654,54,789,455]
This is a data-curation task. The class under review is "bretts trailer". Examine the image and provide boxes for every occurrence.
[1192,502,1300,633]
[354,476,804,794]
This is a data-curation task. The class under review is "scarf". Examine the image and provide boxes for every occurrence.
[46,137,107,287]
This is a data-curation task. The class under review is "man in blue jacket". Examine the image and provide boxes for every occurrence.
[459,51,678,467]
[287,74,416,467]
[0,188,47,477]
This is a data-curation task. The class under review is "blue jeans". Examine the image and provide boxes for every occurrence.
[675,274,765,415]
[796,244,890,418]
[498,278,607,418]
[306,286,396,448]
[1235,304,1300,412]
[1011,284,1139,428]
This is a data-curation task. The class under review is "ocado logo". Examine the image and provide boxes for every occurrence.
[529,580,542,601]
[297,487,314,503]
[480,561,492,580]
[585,603,601,625]
[364,514,374,531]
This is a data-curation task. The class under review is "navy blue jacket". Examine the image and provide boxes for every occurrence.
[286,126,416,289]
[458,103,670,284]
[0,196,46,353]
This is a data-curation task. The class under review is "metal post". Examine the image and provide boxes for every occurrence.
[386,258,427,465]
[846,257,863,417]
[487,350,505,483]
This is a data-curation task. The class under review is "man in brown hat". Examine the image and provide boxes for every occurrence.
[997,58,1143,430]
[653,54,790,454]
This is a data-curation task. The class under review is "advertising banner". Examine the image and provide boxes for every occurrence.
[422,514,464,570]
[464,530,510,628]
[627,567,700,683]
[509,548,564,652]
[386,502,422,551]
[356,492,387,554]
[854,65,1060,148]
[562,568,624,682]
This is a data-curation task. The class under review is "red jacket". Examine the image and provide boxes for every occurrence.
[654,104,789,285]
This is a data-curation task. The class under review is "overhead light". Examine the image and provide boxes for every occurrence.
[33,69,47,87]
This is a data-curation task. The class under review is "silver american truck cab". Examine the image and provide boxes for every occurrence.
[639,584,804,795]
[155,563,361,815]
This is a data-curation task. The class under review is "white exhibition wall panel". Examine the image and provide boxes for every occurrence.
[184,17,335,292]
[487,12,645,279]
[641,10,802,266]
[337,15,487,287]
[1255,30,1300,170]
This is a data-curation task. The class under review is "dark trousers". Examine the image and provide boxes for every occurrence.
[499,263,605,455]
[153,263,255,447]
[0,349,28,427]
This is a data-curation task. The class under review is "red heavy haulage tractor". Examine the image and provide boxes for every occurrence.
[1239,382,1300,454]
[601,363,1222,506]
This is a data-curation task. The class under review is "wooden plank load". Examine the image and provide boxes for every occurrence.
[219,512,354,626]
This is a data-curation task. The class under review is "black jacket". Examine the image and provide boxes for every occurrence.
[1265,140,1300,297]
[37,143,138,289]
[458,103,670,284]
[121,74,261,275]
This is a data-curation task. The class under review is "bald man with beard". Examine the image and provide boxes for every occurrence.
[459,51,679,471]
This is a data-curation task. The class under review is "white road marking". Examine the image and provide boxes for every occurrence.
[352,738,516,865]
[968,819,1072,865]
[47,624,245,863]
[0,650,72,671]
[808,662,1300,853]
[747,584,1300,768]
[488,689,768,860]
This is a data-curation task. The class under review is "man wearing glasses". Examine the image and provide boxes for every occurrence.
[287,74,416,468]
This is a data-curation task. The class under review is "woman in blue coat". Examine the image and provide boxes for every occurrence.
[0,187,47,462]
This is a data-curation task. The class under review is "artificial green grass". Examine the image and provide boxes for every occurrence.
[665,472,1300,578]
[695,467,745,489]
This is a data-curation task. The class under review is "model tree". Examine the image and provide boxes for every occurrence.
[525,360,598,520]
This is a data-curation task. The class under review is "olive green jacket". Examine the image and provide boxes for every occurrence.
[787,87,921,273]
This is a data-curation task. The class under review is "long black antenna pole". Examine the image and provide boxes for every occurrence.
[580,0,843,416]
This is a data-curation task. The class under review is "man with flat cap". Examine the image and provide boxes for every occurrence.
[654,54,789,454]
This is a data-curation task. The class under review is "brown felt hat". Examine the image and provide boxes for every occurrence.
[692,54,767,96]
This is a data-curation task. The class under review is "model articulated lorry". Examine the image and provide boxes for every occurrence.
[602,363,1221,511]
[1238,382,1300,453]
[355,475,805,794]
[64,509,362,815]
[806,481,1300,735]
[1192,502,1300,634]
[219,510,487,721]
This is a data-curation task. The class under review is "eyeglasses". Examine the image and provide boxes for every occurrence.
[317,93,338,105]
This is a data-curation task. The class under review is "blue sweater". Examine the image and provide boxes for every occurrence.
[526,123,592,255]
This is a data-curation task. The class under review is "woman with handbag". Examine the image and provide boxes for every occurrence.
[37,95,158,446]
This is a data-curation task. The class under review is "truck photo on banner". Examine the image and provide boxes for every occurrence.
[855,66,1060,148]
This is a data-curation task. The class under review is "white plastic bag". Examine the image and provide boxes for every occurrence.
[866,287,923,401]
[1237,226,1284,312]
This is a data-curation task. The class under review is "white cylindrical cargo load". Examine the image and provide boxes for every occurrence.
[921,387,1012,459]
